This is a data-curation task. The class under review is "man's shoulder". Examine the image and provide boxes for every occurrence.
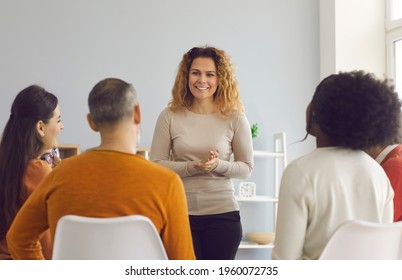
[54,150,180,181]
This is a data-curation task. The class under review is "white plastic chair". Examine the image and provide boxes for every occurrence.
[52,215,168,260]
[319,220,402,260]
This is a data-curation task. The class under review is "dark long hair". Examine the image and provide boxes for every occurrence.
[0,85,58,239]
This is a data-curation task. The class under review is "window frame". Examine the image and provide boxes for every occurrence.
[386,0,402,94]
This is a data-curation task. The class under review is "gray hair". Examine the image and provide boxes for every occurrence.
[88,78,138,127]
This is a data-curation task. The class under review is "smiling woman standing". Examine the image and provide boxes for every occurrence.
[0,85,63,259]
[151,46,254,260]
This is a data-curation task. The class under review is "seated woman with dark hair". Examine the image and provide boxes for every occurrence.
[272,70,401,260]
[0,85,64,259]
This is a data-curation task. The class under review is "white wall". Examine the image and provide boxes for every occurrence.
[320,0,336,78]
[0,0,318,162]
[320,0,386,78]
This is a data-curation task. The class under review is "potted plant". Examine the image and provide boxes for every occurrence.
[251,123,259,139]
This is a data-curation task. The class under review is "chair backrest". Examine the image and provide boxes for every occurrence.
[52,215,168,260]
[319,220,402,260]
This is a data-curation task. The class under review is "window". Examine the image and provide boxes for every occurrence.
[391,0,402,20]
[396,39,402,95]
[387,0,402,97]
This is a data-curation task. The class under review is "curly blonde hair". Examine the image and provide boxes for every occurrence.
[169,46,244,117]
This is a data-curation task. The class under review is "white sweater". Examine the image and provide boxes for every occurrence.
[272,147,394,260]
[150,107,254,215]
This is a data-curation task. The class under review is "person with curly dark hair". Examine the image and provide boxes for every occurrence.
[150,46,253,259]
[272,70,401,260]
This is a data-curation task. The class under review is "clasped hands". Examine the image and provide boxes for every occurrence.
[194,150,219,173]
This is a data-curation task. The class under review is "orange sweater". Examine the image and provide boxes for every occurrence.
[0,159,52,260]
[7,150,195,260]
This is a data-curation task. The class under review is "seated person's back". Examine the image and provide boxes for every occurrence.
[272,71,400,260]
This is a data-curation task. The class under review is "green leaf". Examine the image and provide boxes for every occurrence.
[251,123,259,138]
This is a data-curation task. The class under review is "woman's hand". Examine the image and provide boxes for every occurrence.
[194,150,219,173]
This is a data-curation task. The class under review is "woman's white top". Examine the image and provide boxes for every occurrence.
[150,107,254,215]
[272,147,394,260]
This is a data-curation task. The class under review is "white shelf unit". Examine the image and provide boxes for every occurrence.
[237,132,287,250]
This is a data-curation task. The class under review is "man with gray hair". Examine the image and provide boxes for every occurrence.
[7,78,196,260]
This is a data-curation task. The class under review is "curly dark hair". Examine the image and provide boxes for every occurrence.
[307,70,401,150]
